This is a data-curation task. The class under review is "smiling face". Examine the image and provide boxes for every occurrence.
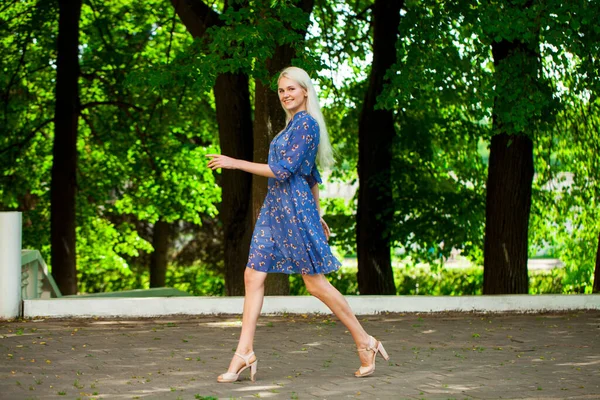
[278,76,308,115]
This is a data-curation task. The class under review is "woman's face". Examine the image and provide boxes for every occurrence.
[278,76,308,114]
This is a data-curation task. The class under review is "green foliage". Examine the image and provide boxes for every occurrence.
[78,263,225,296]
[529,268,568,295]
[376,0,490,263]
[378,0,599,283]
[530,100,600,293]
[76,218,153,274]
[288,265,564,296]
[322,197,356,257]
[308,0,371,182]
[2,0,599,294]
[1,0,223,277]
[136,0,325,95]
[75,260,570,297]
[394,265,484,296]
[207,1,314,80]
[78,0,221,222]
[527,0,600,293]
[0,0,57,261]
[389,110,487,263]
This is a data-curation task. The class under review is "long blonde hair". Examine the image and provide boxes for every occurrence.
[278,67,334,169]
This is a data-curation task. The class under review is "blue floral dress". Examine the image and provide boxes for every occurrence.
[246,110,342,275]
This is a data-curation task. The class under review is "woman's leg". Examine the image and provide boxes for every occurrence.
[302,274,373,364]
[224,268,267,373]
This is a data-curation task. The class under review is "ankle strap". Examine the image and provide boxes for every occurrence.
[234,351,255,366]
[358,346,376,352]
[358,336,377,352]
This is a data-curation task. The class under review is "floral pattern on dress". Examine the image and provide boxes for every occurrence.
[246,111,341,275]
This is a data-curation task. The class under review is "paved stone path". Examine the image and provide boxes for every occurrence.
[1,311,599,399]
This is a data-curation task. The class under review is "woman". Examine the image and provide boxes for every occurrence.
[206,66,389,382]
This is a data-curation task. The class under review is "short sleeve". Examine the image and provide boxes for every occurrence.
[269,116,319,181]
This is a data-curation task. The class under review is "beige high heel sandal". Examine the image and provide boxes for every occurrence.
[217,351,258,383]
[354,336,389,377]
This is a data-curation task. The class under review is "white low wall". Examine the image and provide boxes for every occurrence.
[0,212,22,319]
[22,294,600,318]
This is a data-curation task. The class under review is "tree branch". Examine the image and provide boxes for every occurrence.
[80,111,104,147]
[3,31,32,125]
[170,0,222,39]
[119,104,159,173]
[356,4,374,22]
[166,7,178,64]
[79,101,143,112]
[0,0,19,15]
[1,3,37,27]
[0,118,54,156]
[80,71,113,88]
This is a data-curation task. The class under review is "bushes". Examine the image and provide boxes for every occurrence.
[279,265,563,296]
[529,268,566,294]
[164,265,225,296]
[77,263,225,296]
[290,266,486,296]
[77,263,566,296]
[393,266,484,296]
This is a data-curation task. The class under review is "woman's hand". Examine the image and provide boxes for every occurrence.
[320,216,330,241]
[206,154,238,170]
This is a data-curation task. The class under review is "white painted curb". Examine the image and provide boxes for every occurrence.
[22,294,600,318]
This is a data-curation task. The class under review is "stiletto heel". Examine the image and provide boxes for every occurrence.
[355,336,389,378]
[377,342,390,361]
[217,351,258,383]
[250,359,257,382]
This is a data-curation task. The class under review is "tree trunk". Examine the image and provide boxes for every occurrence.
[483,133,533,294]
[356,0,402,295]
[215,73,254,296]
[252,0,314,296]
[253,48,294,296]
[51,0,82,295]
[170,0,254,296]
[483,38,536,294]
[593,231,600,293]
[150,219,170,288]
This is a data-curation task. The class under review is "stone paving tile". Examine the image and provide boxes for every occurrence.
[0,311,599,399]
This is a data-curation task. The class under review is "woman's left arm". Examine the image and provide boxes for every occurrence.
[311,183,321,215]
[311,183,330,240]
[206,155,275,178]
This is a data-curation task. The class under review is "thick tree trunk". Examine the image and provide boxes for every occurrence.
[252,0,314,296]
[215,73,254,296]
[170,0,254,296]
[252,47,294,296]
[150,219,170,288]
[251,43,297,220]
[593,232,600,293]
[483,39,536,294]
[356,0,402,295]
[51,0,82,295]
[483,133,533,294]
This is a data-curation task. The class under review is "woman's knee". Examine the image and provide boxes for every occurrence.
[244,267,266,290]
[303,275,330,297]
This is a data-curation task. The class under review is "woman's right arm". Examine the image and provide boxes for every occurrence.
[206,154,275,178]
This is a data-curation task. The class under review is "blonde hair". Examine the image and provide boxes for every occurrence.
[277,66,334,169]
